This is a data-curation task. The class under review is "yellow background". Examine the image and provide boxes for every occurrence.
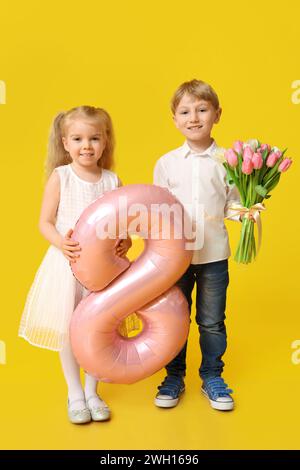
[0,0,299,450]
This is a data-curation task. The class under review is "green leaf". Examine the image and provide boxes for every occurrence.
[264,194,271,199]
[238,154,243,171]
[255,184,268,197]
[265,173,281,192]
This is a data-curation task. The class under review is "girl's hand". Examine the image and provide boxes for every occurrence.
[115,237,132,258]
[61,229,81,262]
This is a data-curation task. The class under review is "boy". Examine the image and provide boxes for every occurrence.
[153,79,240,411]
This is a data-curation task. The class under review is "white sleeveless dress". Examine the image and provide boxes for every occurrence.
[19,164,119,351]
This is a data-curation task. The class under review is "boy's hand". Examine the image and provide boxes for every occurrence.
[61,228,81,262]
[115,237,132,258]
[239,213,256,223]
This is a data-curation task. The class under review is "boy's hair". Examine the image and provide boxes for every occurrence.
[171,79,220,114]
[46,105,115,178]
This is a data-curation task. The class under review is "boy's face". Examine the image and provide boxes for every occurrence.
[173,93,221,145]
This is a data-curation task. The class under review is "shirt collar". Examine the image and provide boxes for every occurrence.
[181,140,218,158]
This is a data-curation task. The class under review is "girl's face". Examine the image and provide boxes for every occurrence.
[62,119,106,169]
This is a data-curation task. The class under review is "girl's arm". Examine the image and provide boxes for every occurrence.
[115,176,132,257]
[39,170,81,262]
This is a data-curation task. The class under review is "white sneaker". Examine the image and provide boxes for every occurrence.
[154,376,185,408]
[201,377,234,411]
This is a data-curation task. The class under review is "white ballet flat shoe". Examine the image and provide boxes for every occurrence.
[86,395,111,422]
[67,398,91,424]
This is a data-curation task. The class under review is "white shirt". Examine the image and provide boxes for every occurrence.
[153,140,241,264]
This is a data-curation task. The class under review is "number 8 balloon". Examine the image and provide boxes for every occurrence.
[70,184,193,384]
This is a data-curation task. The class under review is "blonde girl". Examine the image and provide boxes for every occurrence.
[19,106,131,424]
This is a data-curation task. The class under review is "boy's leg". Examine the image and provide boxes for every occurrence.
[154,265,194,408]
[195,260,234,410]
[165,265,195,377]
[195,260,229,380]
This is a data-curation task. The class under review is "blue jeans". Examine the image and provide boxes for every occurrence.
[166,259,229,380]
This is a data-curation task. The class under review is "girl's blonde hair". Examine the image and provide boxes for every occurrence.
[171,79,220,115]
[46,105,115,178]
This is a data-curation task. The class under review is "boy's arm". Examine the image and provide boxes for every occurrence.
[224,183,243,222]
[153,159,169,188]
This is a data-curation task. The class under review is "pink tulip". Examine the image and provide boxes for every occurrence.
[233,140,243,154]
[225,149,238,167]
[243,146,253,161]
[274,150,282,159]
[242,159,254,175]
[278,158,292,172]
[260,143,271,153]
[252,152,263,169]
[266,152,280,167]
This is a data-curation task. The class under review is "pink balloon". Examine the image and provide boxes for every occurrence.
[70,184,192,384]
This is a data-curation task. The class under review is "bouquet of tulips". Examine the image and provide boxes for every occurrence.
[223,139,292,264]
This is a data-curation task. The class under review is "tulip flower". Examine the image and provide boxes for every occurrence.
[252,152,263,169]
[260,143,271,153]
[213,148,226,164]
[278,158,292,172]
[242,159,254,175]
[233,140,243,154]
[271,146,281,155]
[266,152,280,167]
[243,146,253,161]
[223,139,292,264]
[225,149,238,167]
[244,139,259,151]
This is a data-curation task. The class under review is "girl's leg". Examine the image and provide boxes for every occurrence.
[59,339,85,410]
[84,373,107,408]
[77,285,102,408]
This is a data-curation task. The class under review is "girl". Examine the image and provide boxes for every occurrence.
[19,106,132,424]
